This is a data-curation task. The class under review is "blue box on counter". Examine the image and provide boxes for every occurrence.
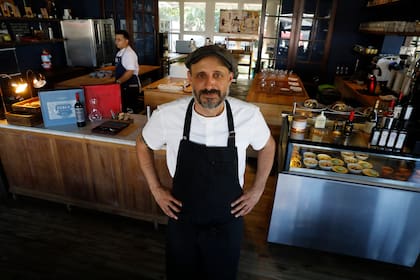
[38,88,85,128]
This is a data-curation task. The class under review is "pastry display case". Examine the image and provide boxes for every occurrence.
[284,132,420,191]
[269,117,420,267]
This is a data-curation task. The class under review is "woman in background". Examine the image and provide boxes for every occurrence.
[115,30,141,113]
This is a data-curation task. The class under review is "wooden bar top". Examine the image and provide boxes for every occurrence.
[143,76,192,109]
[246,72,309,105]
[55,65,161,88]
[334,76,383,107]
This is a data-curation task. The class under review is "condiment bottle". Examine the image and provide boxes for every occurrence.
[314,111,326,129]
[344,110,355,136]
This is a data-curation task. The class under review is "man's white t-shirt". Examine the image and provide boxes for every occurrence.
[142,97,271,187]
[116,46,139,75]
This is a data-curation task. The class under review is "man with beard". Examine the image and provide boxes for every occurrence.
[136,45,275,279]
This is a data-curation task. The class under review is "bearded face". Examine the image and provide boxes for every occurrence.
[187,56,233,115]
[192,87,230,109]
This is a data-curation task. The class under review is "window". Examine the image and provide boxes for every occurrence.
[159,0,261,52]
[159,2,180,51]
[244,3,262,10]
[184,2,206,32]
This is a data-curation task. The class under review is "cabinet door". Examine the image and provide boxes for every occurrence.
[0,130,33,190]
[118,147,156,214]
[86,143,122,206]
[132,0,158,65]
[54,137,93,201]
[257,0,337,81]
[292,0,337,81]
[102,0,159,65]
[24,133,66,195]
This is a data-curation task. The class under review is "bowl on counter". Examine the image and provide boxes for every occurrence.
[303,158,318,168]
[319,160,333,170]
[317,154,332,161]
[355,153,369,161]
[358,160,373,169]
[347,163,363,174]
[344,157,358,164]
[331,158,345,166]
[341,151,355,158]
[303,152,316,159]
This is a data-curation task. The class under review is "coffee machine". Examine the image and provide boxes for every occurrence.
[375,55,400,82]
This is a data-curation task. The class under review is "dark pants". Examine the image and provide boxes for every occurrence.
[121,85,142,113]
[166,218,243,280]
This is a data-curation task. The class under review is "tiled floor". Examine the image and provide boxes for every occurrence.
[230,75,253,101]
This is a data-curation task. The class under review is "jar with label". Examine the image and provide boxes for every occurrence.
[291,116,307,133]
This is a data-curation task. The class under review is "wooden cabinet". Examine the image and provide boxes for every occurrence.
[0,126,168,224]
[256,0,337,82]
[100,0,159,65]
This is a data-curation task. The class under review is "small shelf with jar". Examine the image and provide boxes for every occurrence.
[366,0,400,7]
[0,17,62,47]
[359,21,420,36]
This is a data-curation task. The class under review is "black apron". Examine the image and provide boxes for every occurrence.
[166,98,244,280]
[115,52,141,113]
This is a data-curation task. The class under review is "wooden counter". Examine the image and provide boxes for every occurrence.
[143,76,191,109]
[143,76,289,134]
[246,73,309,105]
[55,65,161,88]
[334,76,382,107]
[0,115,170,225]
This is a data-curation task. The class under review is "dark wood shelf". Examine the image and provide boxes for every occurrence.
[366,0,400,7]
[0,17,61,22]
[0,38,64,47]
[359,29,420,36]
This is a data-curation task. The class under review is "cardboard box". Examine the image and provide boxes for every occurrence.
[38,88,85,127]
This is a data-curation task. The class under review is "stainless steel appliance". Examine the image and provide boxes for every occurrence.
[61,19,115,67]
[268,117,420,267]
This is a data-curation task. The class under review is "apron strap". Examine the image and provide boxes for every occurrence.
[182,99,195,140]
[182,98,236,147]
[225,100,235,148]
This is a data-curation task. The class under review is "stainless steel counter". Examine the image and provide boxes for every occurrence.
[268,173,420,267]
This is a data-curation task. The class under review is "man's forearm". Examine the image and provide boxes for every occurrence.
[254,136,276,191]
[135,135,162,194]
[116,70,135,84]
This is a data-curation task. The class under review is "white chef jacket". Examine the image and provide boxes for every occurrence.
[142,96,271,187]
[115,46,139,76]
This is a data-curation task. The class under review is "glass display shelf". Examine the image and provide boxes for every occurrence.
[282,124,420,192]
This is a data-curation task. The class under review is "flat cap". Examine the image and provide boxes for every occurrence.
[184,45,237,73]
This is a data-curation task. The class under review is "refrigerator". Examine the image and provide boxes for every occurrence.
[61,19,115,68]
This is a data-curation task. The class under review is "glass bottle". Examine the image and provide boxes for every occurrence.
[378,118,392,148]
[88,97,102,121]
[314,111,327,129]
[393,91,404,119]
[369,120,381,146]
[394,120,408,151]
[365,99,379,133]
[386,118,399,149]
[343,111,355,136]
[75,92,86,127]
